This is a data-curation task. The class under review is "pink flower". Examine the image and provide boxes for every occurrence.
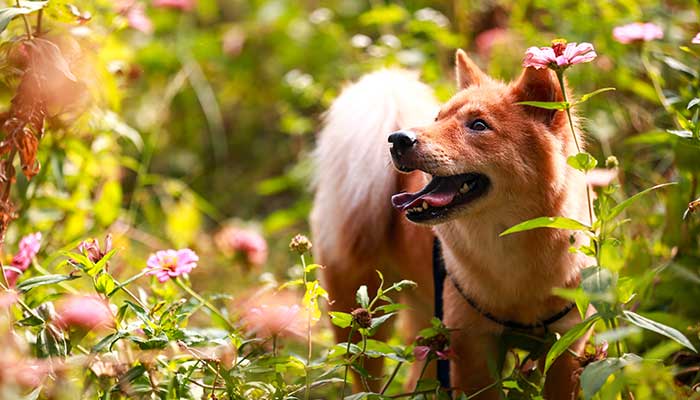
[241,292,304,338]
[613,22,663,44]
[215,227,267,266]
[144,249,199,282]
[0,290,18,308]
[153,0,196,11]
[523,39,597,70]
[115,1,153,34]
[413,345,452,361]
[78,234,113,264]
[692,33,700,44]
[474,28,508,58]
[4,232,41,287]
[56,295,114,330]
[586,169,618,187]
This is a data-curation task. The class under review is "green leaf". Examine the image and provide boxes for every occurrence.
[500,216,591,236]
[304,263,323,273]
[575,88,616,105]
[567,152,598,172]
[0,2,47,34]
[544,314,600,373]
[369,312,396,332]
[580,353,642,400]
[329,311,353,329]
[605,182,676,220]
[356,285,369,308]
[621,310,697,352]
[95,273,116,295]
[515,100,569,110]
[688,98,700,110]
[16,274,79,292]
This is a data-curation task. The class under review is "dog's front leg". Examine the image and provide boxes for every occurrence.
[444,283,503,400]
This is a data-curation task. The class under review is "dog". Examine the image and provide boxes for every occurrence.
[311,49,592,399]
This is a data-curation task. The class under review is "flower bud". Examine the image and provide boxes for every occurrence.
[289,234,312,254]
[351,308,372,329]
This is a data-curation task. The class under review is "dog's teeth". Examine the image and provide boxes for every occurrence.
[422,201,428,210]
[459,183,470,194]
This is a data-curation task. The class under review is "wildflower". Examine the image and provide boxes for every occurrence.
[242,292,304,338]
[55,295,114,330]
[78,234,113,264]
[152,0,196,11]
[413,333,452,361]
[351,308,372,329]
[586,169,618,187]
[612,22,663,44]
[693,33,700,44]
[115,1,153,34]
[289,234,312,255]
[215,226,267,266]
[4,232,41,287]
[144,248,199,282]
[523,39,596,70]
[605,155,619,169]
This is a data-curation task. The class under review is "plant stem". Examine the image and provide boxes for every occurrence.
[107,269,148,297]
[174,277,236,332]
[340,325,356,398]
[556,69,594,225]
[301,253,312,400]
[380,361,403,395]
[15,0,33,39]
[36,9,42,35]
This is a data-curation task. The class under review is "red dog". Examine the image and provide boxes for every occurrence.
[311,50,591,399]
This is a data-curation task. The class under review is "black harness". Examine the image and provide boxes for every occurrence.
[432,237,576,389]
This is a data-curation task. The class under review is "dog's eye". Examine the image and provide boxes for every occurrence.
[467,119,490,132]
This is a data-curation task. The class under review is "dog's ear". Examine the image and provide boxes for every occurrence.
[455,49,487,89]
[511,67,566,126]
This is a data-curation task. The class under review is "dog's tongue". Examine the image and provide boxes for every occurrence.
[391,178,458,210]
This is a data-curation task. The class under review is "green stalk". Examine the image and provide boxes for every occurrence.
[340,325,356,398]
[556,69,594,225]
[380,361,403,395]
[174,277,236,331]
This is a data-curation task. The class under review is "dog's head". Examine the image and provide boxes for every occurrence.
[390,49,576,225]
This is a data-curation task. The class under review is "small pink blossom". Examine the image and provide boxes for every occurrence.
[692,33,700,44]
[613,22,663,44]
[144,249,199,282]
[116,1,153,34]
[153,0,196,11]
[474,28,508,58]
[215,227,267,266]
[242,292,305,338]
[413,345,452,361]
[586,169,618,187]
[56,295,114,330]
[0,290,18,308]
[4,233,41,287]
[78,234,113,264]
[523,40,596,70]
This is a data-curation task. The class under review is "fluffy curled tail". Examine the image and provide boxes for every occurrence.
[311,69,438,262]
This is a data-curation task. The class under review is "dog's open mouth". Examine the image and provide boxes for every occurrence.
[391,173,490,222]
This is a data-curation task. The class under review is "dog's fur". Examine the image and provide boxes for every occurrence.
[311,50,592,399]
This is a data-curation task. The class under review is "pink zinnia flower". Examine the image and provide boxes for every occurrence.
[523,39,597,70]
[4,232,41,287]
[56,295,114,330]
[78,234,113,264]
[692,33,700,44]
[215,227,267,266]
[144,248,199,282]
[241,292,305,338]
[153,0,196,11]
[613,22,663,44]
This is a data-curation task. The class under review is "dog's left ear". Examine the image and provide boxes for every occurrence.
[455,49,487,89]
[511,67,566,126]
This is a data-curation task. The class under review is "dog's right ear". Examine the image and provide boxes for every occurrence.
[455,49,487,90]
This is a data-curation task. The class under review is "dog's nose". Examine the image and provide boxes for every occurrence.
[388,130,417,157]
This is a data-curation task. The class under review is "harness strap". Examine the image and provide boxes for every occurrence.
[431,237,576,388]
